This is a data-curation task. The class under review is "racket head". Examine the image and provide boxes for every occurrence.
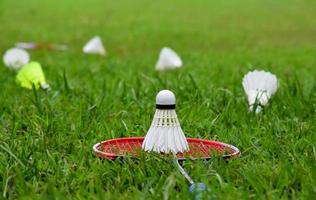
[93,137,240,161]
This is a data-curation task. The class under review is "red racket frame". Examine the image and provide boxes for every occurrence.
[93,137,240,160]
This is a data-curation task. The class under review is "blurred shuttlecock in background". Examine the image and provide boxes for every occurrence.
[155,47,182,70]
[15,42,68,51]
[83,36,106,56]
[142,90,189,154]
[16,61,50,90]
[242,70,278,113]
[3,48,30,70]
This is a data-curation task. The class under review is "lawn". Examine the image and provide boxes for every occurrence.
[0,0,315,199]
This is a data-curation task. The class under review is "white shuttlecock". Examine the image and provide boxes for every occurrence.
[155,47,183,70]
[142,90,189,154]
[15,42,68,51]
[3,48,30,70]
[242,70,278,113]
[83,36,106,56]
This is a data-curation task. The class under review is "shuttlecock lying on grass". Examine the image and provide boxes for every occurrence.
[3,48,30,70]
[16,61,50,90]
[83,36,106,56]
[155,47,182,70]
[242,70,278,113]
[16,42,68,51]
[142,90,189,154]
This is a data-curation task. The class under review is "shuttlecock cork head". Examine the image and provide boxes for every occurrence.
[3,48,30,70]
[156,90,176,108]
[142,90,189,154]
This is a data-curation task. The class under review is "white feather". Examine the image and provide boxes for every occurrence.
[3,48,30,70]
[242,70,278,113]
[142,109,189,154]
[155,47,182,71]
[83,36,106,56]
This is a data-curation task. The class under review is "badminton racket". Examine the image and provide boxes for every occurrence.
[93,137,240,195]
[93,137,240,160]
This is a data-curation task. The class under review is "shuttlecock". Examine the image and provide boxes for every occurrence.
[142,90,189,154]
[16,61,50,90]
[3,48,30,70]
[242,70,278,113]
[155,47,183,70]
[83,36,106,56]
[15,42,68,51]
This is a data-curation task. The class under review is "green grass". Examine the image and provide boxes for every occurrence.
[0,0,315,199]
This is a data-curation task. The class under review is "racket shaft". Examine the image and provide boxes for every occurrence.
[174,159,194,185]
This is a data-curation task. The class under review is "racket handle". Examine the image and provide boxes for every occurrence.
[189,182,206,193]
[189,182,210,200]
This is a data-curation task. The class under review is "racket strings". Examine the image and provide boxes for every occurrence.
[98,138,234,159]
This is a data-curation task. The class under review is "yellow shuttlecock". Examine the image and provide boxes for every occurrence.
[16,61,50,90]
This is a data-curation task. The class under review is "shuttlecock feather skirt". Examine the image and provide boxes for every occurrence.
[142,109,189,154]
[242,70,278,113]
